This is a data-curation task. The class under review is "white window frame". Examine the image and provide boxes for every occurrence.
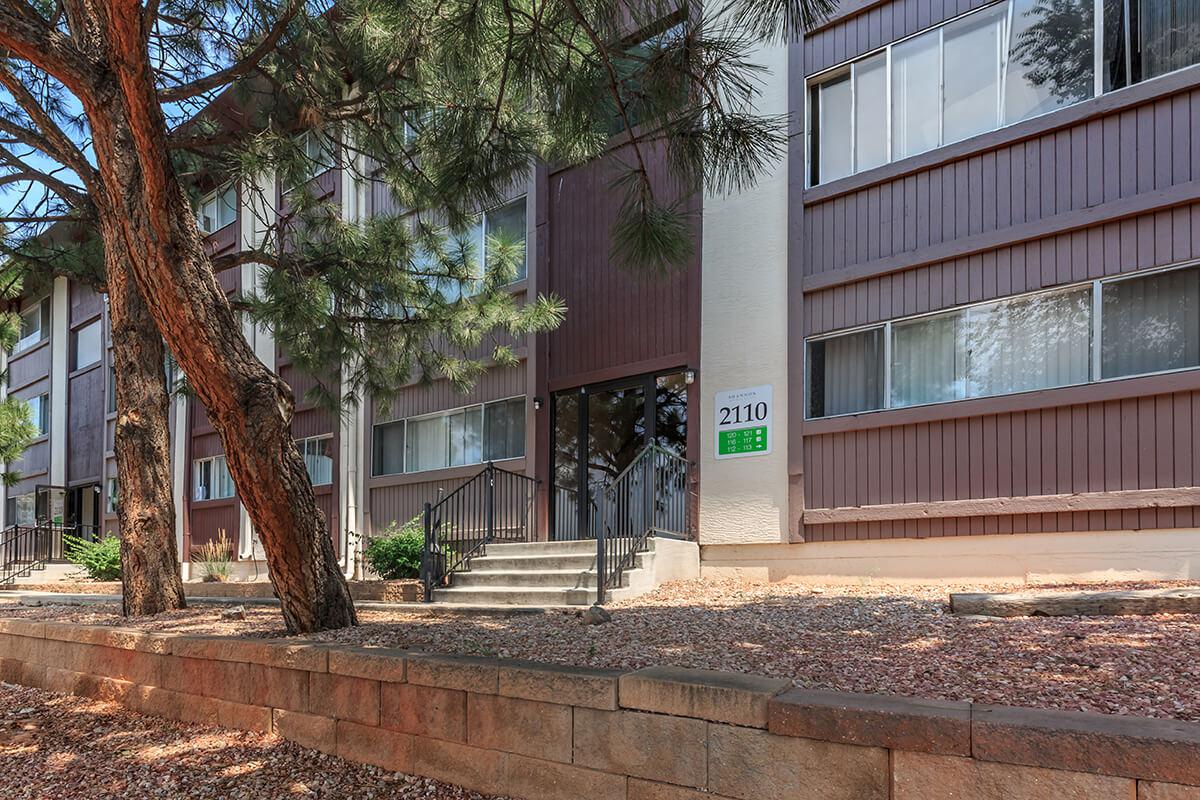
[372,395,526,476]
[298,434,334,486]
[13,299,47,354]
[805,0,1196,186]
[193,455,235,501]
[106,477,118,514]
[196,182,237,234]
[71,319,103,372]
[27,392,49,437]
[294,129,337,186]
[804,260,1200,419]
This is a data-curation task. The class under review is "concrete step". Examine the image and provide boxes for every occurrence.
[468,551,649,572]
[451,568,632,589]
[481,540,600,557]
[433,586,598,606]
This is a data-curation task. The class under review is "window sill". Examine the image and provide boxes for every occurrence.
[68,361,103,380]
[190,496,238,507]
[10,338,50,361]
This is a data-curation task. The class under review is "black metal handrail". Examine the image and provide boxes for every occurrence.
[596,444,690,604]
[421,463,538,601]
[0,522,97,586]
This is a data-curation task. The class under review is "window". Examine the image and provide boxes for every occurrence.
[10,493,34,526]
[14,299,48,353]
[299,435,333,485]
[26,393,49,437]
[806,264,1200,418]
[197,183,237,234]
[809,0,1096,184]
[107,366,117,414]
[106,477,118,514]
[1102,264,1200,377]
[372,397,526,475]
[1105,0,1200,90]
[414,197,528,301]
[71,320,102,371]
[296,129,336,183]
[193,455,235,501]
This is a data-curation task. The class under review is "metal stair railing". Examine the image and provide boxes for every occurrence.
[595,443,691,604]
[421,463,539,602]
[0,521,83,586]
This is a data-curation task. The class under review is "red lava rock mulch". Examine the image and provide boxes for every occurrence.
[0,682,508,800]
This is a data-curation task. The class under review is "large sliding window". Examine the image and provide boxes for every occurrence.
[413,196,529,303]
[808,0,1199,184]
[372,396,526,476]
[806,263,1200,418]
[193,455,235,501]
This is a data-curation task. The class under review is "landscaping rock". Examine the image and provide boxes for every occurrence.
[220,605,247,621]
[581,605,612,625]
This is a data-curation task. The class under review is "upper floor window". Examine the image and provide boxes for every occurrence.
[27,392,49,437]
[372,396,526,476]
[193,454,235,501]
[296,129,337,185]
[810,0,1116,184]
[806,262,1199,418]
[1104,0,1200,90]
[299,435,333,486]
[13,299,49,354]
[71,320,102,371]
[197,183,237,234]
[413,196,528,301]
[106,477,118,514]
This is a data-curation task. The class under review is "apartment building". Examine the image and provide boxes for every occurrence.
[4,0,1200,584]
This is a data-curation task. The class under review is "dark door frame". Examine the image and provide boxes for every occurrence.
[550,369,686,540]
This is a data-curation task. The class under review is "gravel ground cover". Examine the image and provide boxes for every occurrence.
[1,577,1198,720]
[0,682,509,800]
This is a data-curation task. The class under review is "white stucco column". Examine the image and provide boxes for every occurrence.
[48,277,69,489]
[339,147,369,575]
[698,40,791,545]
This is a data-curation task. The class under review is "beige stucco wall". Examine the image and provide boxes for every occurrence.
[698,40,791,546]
[701,528,1200,584]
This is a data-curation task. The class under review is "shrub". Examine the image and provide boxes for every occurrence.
[64,534,121,581]
[363,517,424,580]
[191,529,233,582]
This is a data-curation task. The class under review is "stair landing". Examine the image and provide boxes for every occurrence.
[432,537,699,606]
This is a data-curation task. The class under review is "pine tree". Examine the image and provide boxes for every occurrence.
[0,286,38,487]
[0,0,828,632]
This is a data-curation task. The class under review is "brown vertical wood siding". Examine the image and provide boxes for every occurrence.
[545,143,698,386]
[66,365,104,484]
[793,1,1200,541]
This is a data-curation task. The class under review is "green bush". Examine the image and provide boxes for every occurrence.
[64,534,122,582]
[363,517,424,580]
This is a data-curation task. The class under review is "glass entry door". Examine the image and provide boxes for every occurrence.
[551,371,687,540]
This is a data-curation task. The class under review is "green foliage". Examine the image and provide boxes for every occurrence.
[64,534,122,582]
[0,295,38,487]
[363,517,425,580]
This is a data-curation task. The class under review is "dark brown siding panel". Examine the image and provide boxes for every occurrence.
[8,344,51,391]
[189,502,240,553]
[69,283,102,326]
[375,363,526,423]
[802,390,1200,540]
[546,143,697,386]
[67,365,105,483]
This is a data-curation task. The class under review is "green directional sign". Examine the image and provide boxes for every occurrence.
[718,426,768,456]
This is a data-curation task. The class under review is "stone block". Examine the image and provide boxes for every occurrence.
[411,737,507,796]
[80,645,164,687]
[380,682,466,742]
[160,655,249,704]
[336,721,414,773]
[169,635,262,664]
[308,672,381,726]
[573,707,707,789]
[214,698,273,732]
[0,657,24,683]
[328,646,406,683]
[132,686,219,726]
[769,688,971,755]
[407,653,498,694]
[893,751,1135,800]
[247,664,309,712]
[708,724,889,800]
[1142,782,1200,799]
[628,779,740,800]
[0,618,45,638]
[467,693,573,763]
[0,633,37,662]
[973,705,1200,785]
[273,709,337,754]
[250,639,328,672]
[620,666,789,728]
[498,660,621,710]
[503,752,627,800]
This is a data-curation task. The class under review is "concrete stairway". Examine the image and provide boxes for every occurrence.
[432,537,699,606]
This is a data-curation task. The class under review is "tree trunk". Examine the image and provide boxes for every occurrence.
[106,254,187,616]
[78,3,356,633]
